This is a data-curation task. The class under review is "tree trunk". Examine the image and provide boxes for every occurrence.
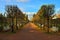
[11,17,14,32]
[47,17,49,33]
[16,17,18,30]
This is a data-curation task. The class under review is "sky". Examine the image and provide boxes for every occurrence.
[0,0,60,20]
[0,0,60,13]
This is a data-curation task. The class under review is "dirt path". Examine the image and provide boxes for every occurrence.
[0,22,60,40]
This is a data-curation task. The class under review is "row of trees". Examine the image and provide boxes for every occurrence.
[0,5,29,32]
[32,4,55,32]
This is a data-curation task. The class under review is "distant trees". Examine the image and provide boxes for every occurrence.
[0,13,7,31]
[0,13,3,31]
[52,14,60,31]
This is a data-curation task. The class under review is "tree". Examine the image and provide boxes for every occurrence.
[5,5,28,32]
[5,5,19,32]
[42,5,55,32]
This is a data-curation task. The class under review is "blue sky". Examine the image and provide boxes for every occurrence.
[0,0,60,14]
